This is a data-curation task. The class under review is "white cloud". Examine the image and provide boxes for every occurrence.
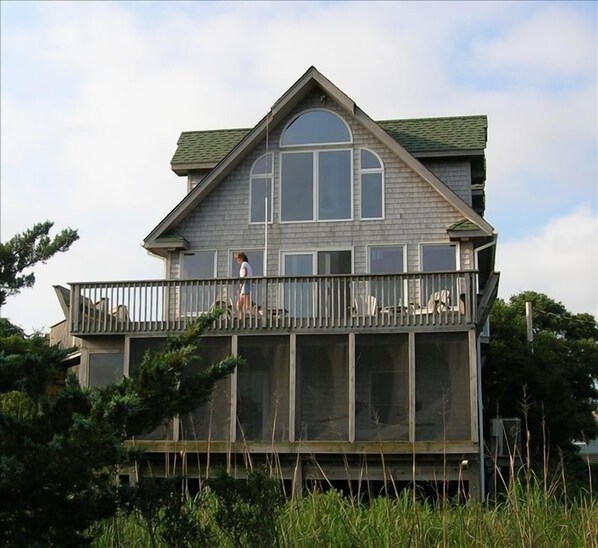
[1,1,596,331]
[470,4,597,83]
[497,206,598,316]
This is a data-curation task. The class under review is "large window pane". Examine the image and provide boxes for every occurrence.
[281,152,313,221]
[318,150,351,220]
[250,178,272,223]
[421,244,457,307]
[281,111,351,146]
[369,246,405,307]
[283,253,314,318]
[422,244,456,271]
[415,333,470,441]
[361,173,382,218]
[230,250,264,278]
[180,251,217,314]
[370,246,404,274]
[355,335,409,441]
[180,337,232,441]
[237,336,290,441]
[296,335,348,440]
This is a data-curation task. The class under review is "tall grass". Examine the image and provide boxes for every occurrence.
[92,478,598,548]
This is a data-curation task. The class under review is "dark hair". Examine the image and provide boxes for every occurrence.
[236,252,248,262]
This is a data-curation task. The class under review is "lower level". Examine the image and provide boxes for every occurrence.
[71,328,484,499]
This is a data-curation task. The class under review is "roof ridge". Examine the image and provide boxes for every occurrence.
[179,128,250,135]
[377,115,487,123]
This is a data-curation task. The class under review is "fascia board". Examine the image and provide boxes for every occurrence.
[353,107,496,236]
[412,149,485,158]
[171,162,218,175]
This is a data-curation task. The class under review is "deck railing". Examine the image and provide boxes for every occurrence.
[68,271,477,334]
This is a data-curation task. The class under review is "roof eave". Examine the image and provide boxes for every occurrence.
[171,162,218,176]
[412,149,485,158]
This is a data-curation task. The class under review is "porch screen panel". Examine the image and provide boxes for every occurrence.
[355,334,409,441]
[296,335,349,441]
[89,352,124,387]
[180,337,232,441]
[129,338,173,440]
[236,336,290,441]
[415,333,470,441]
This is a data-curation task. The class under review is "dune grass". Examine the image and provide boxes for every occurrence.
[91,476,598,548]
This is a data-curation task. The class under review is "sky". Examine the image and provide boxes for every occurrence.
[1,0,597,332]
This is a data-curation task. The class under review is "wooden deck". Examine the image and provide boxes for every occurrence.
[66,271,479,335]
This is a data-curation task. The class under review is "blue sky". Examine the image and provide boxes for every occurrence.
[1,0,596,331]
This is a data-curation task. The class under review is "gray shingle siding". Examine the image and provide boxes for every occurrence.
[422,159,472,205]
[170,89,474,278]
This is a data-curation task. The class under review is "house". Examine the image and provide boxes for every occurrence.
[51,67,499,499]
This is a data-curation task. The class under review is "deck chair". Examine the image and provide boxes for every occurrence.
[353,295,379,317]
[426,289,451,312]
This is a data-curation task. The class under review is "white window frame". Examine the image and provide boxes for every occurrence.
[279,109,354,224]
[279,148,354,223]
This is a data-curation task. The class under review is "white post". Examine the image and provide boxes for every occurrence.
[525,301,533,343]
[264,196,268,276]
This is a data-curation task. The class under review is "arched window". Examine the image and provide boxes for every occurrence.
[249,153,273,223]
[280,110,353,222]
[281,110,351,146]
[360,148,384,219]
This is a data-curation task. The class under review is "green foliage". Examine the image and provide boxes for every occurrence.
[207,468,284,547]
[0,314,242,546]
[0,221,79,306]
[484,291,598,467]
[123,477,213,548]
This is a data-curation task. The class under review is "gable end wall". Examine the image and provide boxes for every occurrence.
[170,90,475,278]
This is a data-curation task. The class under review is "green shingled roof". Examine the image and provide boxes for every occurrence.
[448,219,485,232]
[171,115,487,169]
[378,116,487,153]
[171,128,250,167]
